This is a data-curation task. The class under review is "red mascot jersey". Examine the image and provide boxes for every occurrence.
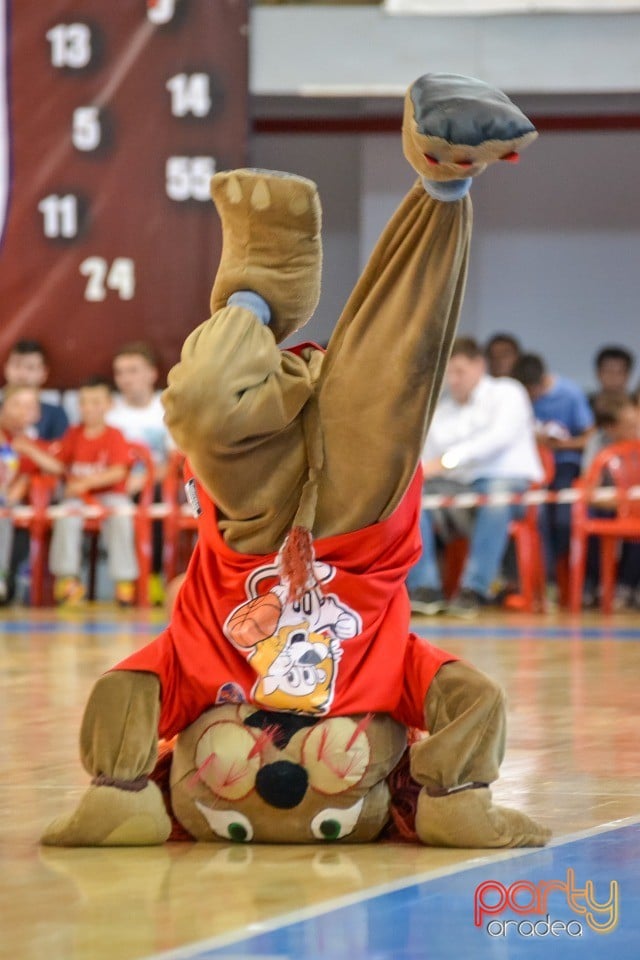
[116,467,457,738]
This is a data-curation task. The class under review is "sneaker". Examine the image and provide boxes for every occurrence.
[613,585,633,611]
[409,587,447,616]
[147,573,166,607]
[115,580,136,608]
[0,575,8,605]
[447,588,486,619]
[54,576,86,607]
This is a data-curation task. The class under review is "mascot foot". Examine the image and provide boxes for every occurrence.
[402,73,537,185]
[40,781,171,847]
[415,786,551,849]
[209,168,322,344]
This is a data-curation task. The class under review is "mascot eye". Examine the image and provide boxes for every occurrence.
[310,798,364,842]
[195,802,254,842]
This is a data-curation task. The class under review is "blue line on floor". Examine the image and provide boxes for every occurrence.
[414,625,640,640]
[1,619,639,641]
[0,619,165,635]
[157,822,640,960]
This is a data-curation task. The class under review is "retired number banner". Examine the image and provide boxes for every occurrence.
[0,0,248,388]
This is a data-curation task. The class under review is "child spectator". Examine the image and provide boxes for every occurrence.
[48,378,139,607]
[106,342,173,604]
[2,339,69,440]
[582,392,640,608]
[513,352,594,594]
[0,386,62,602]
[106,342,171,491]
[583,392,640,471]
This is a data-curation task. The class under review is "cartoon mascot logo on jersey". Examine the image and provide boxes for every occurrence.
[223,560,361,715]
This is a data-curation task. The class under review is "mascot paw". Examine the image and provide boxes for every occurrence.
[415,787,551,849]
[209,168,322,344]
[402,73,537,184]
[40,782,171,847]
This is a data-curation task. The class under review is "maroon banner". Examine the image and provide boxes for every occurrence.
[0,0,248,388]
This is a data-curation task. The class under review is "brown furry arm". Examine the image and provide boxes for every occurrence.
[162,305,320,551]
[163,305,314,453]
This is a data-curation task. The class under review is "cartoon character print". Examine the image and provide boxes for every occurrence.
[224,560,362,715]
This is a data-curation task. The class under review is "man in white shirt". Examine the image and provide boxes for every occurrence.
[409,337,542,618]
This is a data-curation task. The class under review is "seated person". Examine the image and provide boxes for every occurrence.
[408,337,542,619]
[47,378,139,607]
[512,352,594,591]
[106,341,174,603]
[0,386,62,602]
[588,345,635,412]
[106,341,172,492]
[2,339,69,440]
[582,392,640,609]
[484,332,522,378]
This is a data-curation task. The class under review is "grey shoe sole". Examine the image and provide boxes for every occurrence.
[410,599,448,616]
[446,602,481,620]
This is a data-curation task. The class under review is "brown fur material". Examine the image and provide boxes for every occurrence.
[209,170,322,344]
[169,705,408,843]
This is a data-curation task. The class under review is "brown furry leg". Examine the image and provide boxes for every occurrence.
[315,187,471,537]
[411,661,551,848]
[41,671,171,846]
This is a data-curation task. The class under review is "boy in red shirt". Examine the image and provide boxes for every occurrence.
[48,378,138,606]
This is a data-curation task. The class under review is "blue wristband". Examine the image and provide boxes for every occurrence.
[227,290,271,326]
[421,177,472,202]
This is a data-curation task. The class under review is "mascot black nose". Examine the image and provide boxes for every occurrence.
[255,760,308,809]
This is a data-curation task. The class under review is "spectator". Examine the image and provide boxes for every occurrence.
[106,342,173,604]
[513,352,594,592]
[106,342,171,490]
[48,378,139,607]
[581,392,640,608]
[484,333,522,378]
[408,337,543,619]
[0,386,62,602]
[583,392,640,472]
[2,339,69,440]
[588,345,635,411]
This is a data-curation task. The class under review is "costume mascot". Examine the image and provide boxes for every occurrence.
[42,73,550,850]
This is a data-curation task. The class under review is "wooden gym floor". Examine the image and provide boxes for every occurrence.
[1,605,639,960]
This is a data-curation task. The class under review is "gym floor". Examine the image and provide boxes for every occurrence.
[1,606,638,960]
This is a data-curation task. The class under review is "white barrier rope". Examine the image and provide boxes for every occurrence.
[0,502,174,520]
[1,487,640,521]
[420,485,640,510]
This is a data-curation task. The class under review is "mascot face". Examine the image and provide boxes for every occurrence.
[170,704,408,843]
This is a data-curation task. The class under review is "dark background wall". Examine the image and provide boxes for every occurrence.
[0,0,248,387]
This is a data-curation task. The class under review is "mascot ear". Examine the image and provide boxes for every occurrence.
[209,169,323,344]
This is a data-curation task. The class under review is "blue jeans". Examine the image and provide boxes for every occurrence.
[407,476,530,598]
[538,460,580,581]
